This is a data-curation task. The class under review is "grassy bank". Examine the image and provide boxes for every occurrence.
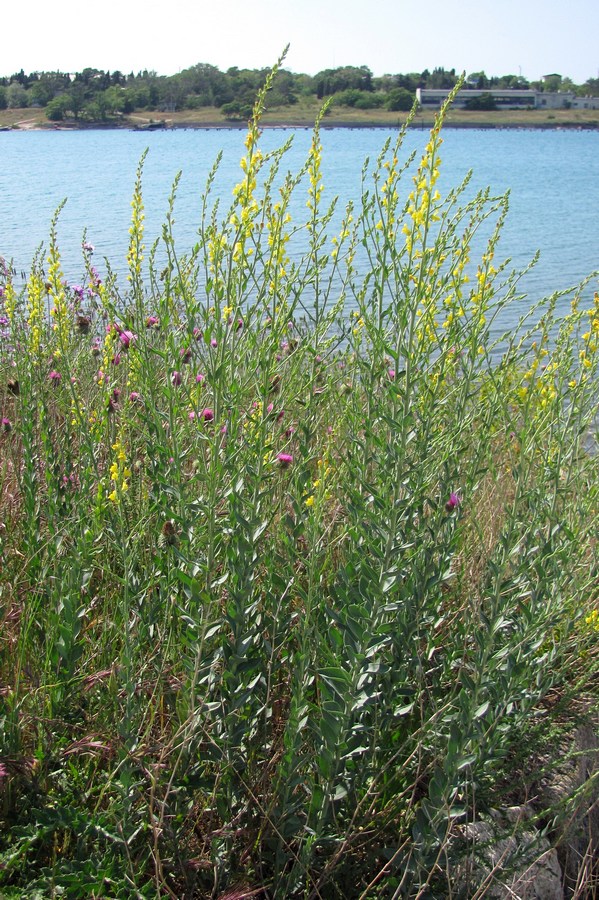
[3,98,599,130]
[1,74,598,898]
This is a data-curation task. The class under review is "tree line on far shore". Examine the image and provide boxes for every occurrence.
[1,64,598,123]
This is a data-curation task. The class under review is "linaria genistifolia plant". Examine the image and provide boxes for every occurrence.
[0,55,598,898]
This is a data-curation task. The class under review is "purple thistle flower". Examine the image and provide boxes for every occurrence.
[195,373,205,384]
[210,337,217,348]
[277,452,293,469]
[180,346,192,364]
[119,330,136,349]
[445,491,460,512]
[129,391,142,403]
[171,371,182,387]
[388,368,396,380]
[48,370,62,384]
[146,315,159,328]
[2,417,12,432]
[201,408,214,421]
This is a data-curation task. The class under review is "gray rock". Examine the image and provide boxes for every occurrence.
[454,805,564,899]
[533,722,599,896]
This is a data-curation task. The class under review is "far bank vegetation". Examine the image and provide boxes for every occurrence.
[1,63,599,125]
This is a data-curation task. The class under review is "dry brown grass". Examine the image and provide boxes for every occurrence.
[2,103,599,131]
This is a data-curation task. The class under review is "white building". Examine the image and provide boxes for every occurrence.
[416,88,599,111]
[416,88,536,109]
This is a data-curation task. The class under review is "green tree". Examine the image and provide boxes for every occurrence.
[468,71,490,89]
[386,86,415,111]
[123,84,151,110]
[267,68,298,106]
[29,79,54,106]
[542,73,562,92]
[75,67,110,90]
[83,92,112,121]
[496,73,530,89]
[6,82,29,108]
[102,85,126,115]
[175,62,231,107]
[334,88,365,107]
[580,77,599,96]
[65,83,87,118]
[314,65,373,98]
[9,68,28,86]
[429,66,457,88]
[220,98,253,120]
[464,92,497,111]
[46,95,67,121]
[292,72,315,97]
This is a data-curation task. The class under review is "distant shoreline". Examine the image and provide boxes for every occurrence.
[3,121,599,133]
[2,106,599,133]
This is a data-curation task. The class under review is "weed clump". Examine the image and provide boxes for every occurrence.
[0,64,597,898]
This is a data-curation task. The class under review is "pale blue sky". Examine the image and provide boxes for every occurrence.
[4,0,599,83]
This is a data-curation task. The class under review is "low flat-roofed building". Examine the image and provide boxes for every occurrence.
[571,96,599,109]
[416,87,599,111]
[535,92,575,109]
[416,88,538,109]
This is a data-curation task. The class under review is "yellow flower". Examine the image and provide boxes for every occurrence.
[304,495,315,508]
[584,609,599,631]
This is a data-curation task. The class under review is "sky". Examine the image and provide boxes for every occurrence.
[3,0,599,84]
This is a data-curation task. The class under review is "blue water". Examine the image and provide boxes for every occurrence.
[1,127,598,332]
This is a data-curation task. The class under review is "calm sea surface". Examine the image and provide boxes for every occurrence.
[1,127,598,333]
